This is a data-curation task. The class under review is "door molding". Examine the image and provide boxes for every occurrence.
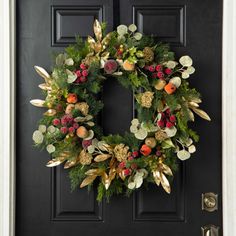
[222,0,236,235]
[0,0,15,236]
[0,0,235,235]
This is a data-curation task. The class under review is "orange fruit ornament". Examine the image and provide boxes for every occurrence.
[164,82,176,94]
[76,126,88,138]
[67,93,78,103]
[123,60,135,71]
[140,144,152,156]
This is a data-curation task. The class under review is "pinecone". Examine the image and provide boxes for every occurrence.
[155,130,168,141]
[78,149,92,165]
[75,102,89,116]
[114,143,130,162]
[140,91,154,108]
[143,47,154,62]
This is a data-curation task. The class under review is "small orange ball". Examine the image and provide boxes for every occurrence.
[140,144,152,156]
[67,93,78,103]
[123,60,135,71]
[164,82,176,94]
[76,126,88,138]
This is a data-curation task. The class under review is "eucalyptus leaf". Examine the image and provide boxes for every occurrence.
[134,32,142,40]
[67,73,77,83]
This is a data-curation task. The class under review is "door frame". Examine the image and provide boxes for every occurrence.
[0,0,235,235]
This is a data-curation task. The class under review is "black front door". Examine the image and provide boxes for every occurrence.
[16,0,222,235]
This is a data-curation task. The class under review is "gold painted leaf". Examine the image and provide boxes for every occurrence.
[94,154,111,162]
[34,66,50,82]
[44,109,57,116]
[101,32,112,46]
[94,42,102,53]
[64,159,77,169]
[162,164,173,176]
[38,83,51,90]
[160,173,171,194]
[191,107,211,121]
[87,36,95,49]
[93,19,102,41]
[46,158,65,167]
[101,172,110,190]
[189,101,199,107]
[85,169,102,176]
[187,108,195,121]
[80,175,97,188]
[191,98,202,103]
[60,151,71,157]
[30,99,45,107]
[152,170,161,186]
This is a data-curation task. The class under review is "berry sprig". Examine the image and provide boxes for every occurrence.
[75,63,89,84]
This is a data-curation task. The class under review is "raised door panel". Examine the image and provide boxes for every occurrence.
[119,0,187,222]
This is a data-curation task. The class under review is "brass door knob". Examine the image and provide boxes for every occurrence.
[202,192,218,212]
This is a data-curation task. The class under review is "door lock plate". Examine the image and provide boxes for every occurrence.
[201,225,219,236]
[202,192,218,212]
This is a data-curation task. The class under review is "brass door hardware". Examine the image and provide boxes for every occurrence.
[202,192,218,212]
[201,225,219,236]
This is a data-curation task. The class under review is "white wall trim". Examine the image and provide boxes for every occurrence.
[0,0,235,235]
[222,0,236,235]
[0,0,15,236]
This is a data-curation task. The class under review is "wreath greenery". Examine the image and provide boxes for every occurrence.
[31,20,210,201]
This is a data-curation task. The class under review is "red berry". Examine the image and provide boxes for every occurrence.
[82,70,88,77]
[65,115,73,124]
[79,76,87,83]
[117,49,123,55]
[123,168,131,176]
[157,120,165,128]
[68,127,75,133]
[144,65,149,70]
[53,118,60,126]
[60,127,68,134]
[80,63,87,70]
[152,72,158,78]
[61,117,67,126]
[157,71,164,79]
[118,161,126,169]
[166,121,174,128]
[56,104,63,112]
[131,163,138,170]
[165,68,172,75]
[165,108,171,115]
[149,65,155,72]
[155,65,162,71]
[156,150,162,156]
[74,78,81,84]
[75,70,81,77]
[128,156,134,161]
[161,112,166,119]
[73,123,79,129]
[132,151,139,158]
[169,115,176,123]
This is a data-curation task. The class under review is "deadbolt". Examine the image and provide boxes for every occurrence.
[202,192,218,212]
[201,225,219,236]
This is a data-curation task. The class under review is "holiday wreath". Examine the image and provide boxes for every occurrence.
[31,20,210,201]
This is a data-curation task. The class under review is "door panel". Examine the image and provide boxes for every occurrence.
[16,0,222,235]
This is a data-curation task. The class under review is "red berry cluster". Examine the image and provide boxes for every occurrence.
[53,115,79,134]
[118,151,139,176]
[157,109,176,129]
[75,63,89,84]
[144,64,172,80]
